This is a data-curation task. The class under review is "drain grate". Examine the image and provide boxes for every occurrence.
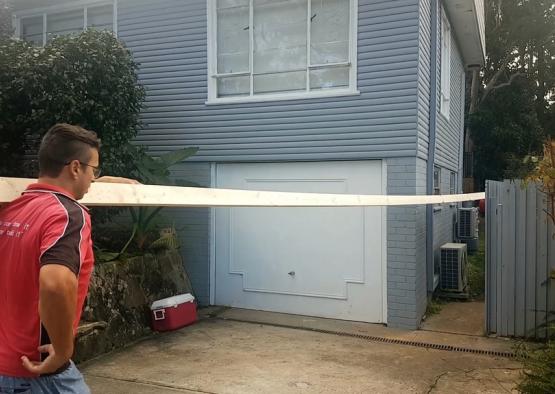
[215,317,517,359]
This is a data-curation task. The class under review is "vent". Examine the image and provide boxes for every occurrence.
[440,243,468,292]
[457,207,478,239]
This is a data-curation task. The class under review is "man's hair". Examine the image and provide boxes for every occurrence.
[38,123,101,178]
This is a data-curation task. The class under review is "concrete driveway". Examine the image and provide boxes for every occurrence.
[81,309,522,393]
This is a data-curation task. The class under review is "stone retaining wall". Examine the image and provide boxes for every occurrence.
[75,250,192,363]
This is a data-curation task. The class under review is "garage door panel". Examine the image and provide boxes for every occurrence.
[230,207,365,297]
[215,161,385,323]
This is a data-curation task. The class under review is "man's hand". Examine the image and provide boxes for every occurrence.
[21,344,67,375]
[94,176,141,184]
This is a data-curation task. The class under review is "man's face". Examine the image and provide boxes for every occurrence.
[75,148,99,200]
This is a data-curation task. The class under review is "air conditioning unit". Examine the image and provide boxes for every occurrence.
[440,243,468,292]
[457,207,479,239]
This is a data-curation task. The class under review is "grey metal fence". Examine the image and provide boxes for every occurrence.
[486,180,555,338]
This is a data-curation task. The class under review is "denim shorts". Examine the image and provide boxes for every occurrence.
[0,361,90,394]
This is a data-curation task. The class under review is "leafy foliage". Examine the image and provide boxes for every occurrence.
[0,0,12,38]
[470,78,544,183]
[0,38,34,176]
[0,30,145,178]
[526,140,555,220]
[467,227,485,299]
[517,140,555,392]
[469,0,555,189]
[96,147,199,261]
[517,336,555,393]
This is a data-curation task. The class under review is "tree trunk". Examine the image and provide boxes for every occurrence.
[463,67,481,193]
[536,43,546,125]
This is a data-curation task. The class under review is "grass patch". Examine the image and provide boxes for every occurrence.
[517,336,555,394]
[467,220,485,300]
[425,296,447,318]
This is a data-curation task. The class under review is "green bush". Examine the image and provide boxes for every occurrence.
[0,38,34,176]
[467,232,485,299]
[0,30,145,178]
[518,336,555,393]
[0,0,12,38]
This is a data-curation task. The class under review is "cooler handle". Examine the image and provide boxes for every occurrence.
[154,309,166,321]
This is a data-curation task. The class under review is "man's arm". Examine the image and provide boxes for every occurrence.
[21,265,77,375]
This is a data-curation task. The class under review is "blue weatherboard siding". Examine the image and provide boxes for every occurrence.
[13,0,468,326]
[115,0,466,328]
[166,163,212,306]
[417,0,432,160]
[436,39,465,171]
[118,0,421,162]
[432,3,466,274]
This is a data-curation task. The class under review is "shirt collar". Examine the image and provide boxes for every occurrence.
[23,183,90,212]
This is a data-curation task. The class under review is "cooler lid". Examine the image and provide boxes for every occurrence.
[151,293,194,310]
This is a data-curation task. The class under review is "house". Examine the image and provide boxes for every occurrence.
[12,0,485,329]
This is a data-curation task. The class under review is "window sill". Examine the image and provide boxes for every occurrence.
[205,89,361,105]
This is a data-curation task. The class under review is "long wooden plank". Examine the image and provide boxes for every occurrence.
[0,177,485,207]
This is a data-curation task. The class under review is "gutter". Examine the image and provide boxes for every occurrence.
[426,0,439,294]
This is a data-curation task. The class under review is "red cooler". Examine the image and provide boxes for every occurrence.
[150,293,197,332]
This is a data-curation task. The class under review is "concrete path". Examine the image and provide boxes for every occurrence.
[421,301,485,336]
[81,309,522,393]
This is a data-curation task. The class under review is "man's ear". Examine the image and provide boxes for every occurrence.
[68,160,81,179]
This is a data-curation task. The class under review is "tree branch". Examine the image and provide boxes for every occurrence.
[482,72,524,102]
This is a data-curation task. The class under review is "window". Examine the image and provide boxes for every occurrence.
[449,171,456,194]
[440,8,450,118]
[208,0,358,103]
[17,2,116,46]
[433,166,441,195]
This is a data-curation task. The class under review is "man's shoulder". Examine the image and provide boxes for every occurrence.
[50,193,91,228]
[10,191,90,229]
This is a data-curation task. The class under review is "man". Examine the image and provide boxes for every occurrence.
[0,123,137,393]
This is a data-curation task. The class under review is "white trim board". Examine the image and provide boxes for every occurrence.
[1,177,484,207]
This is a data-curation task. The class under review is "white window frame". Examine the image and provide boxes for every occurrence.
[449,171,456,194]
[440,7,451,119]
[433,166,441,195]
[14,0,118,45]
[206,0,359,105]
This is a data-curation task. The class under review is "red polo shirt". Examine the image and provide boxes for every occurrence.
[0,183,94,378]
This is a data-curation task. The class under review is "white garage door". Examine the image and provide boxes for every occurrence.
[214,161,386,323]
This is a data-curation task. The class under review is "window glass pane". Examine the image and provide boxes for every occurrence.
[217,0,249,73]
[47,9,84,41]
[254,71,306,94]
[217,75,250,97]
[310,0,349,64]
[253,0,307,76]
[310,66,349,90]
[87,5,113,31]
[433,167,440,193]
[21,16,43,46]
